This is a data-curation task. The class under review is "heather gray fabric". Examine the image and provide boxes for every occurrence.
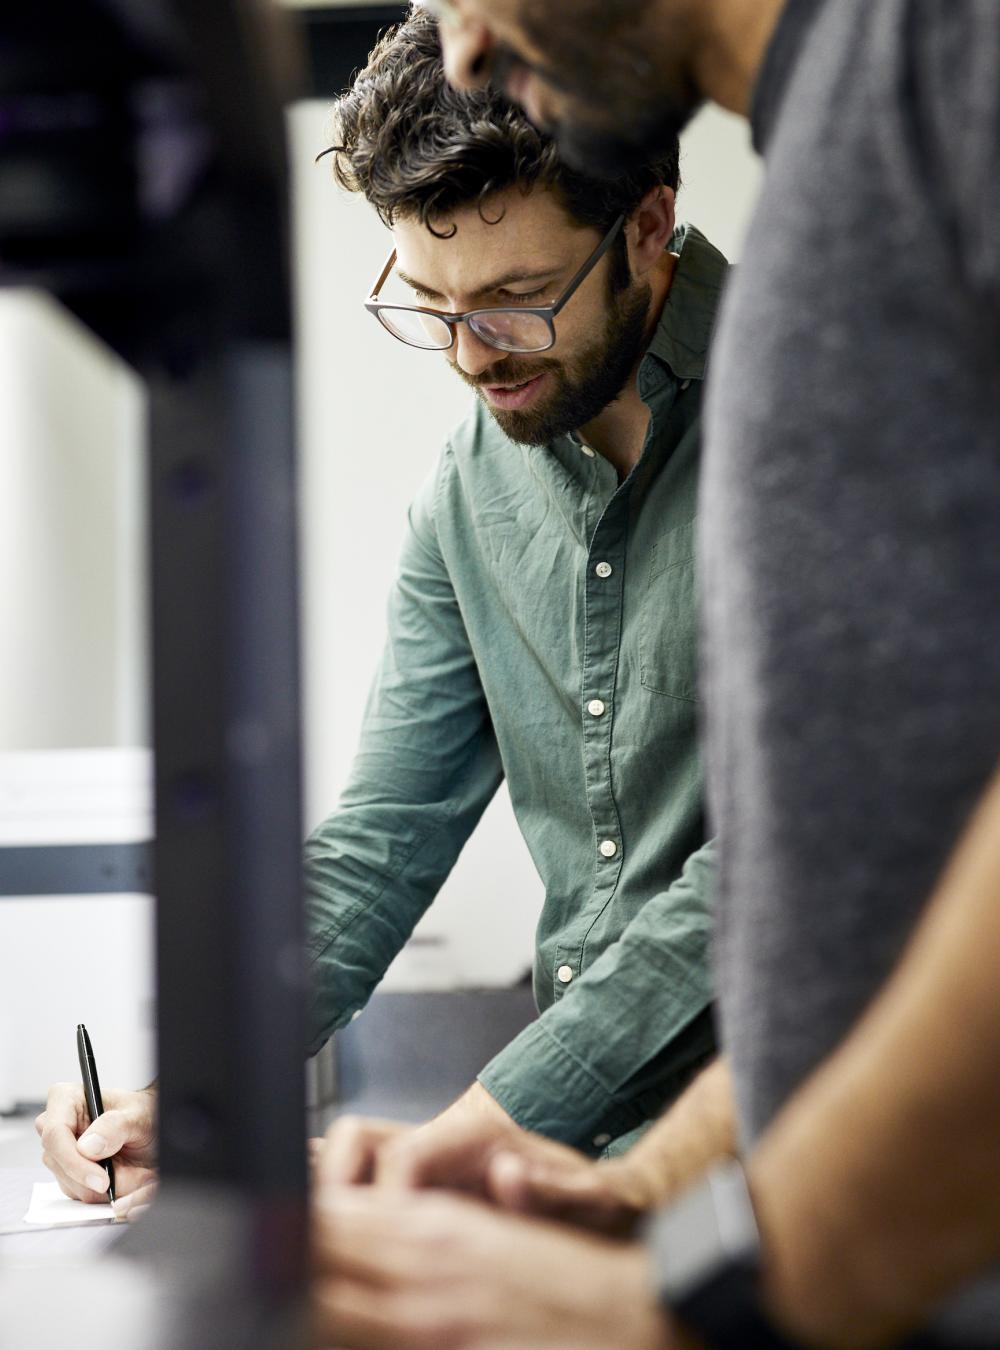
[701,0,1000,1338]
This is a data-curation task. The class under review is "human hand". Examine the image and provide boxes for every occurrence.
[319,1090,648,1235]
[312,1185,678,1350]
[372,1112,648,1234]
[319,1081,520,1190]
[35,1080,158,1216]
[317,1116,414,1185]
[487,1147,651,1236]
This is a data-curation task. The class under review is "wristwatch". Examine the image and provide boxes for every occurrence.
[643,1158,800,1349]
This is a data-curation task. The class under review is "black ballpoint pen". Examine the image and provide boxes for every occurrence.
[76,1023,117,1205]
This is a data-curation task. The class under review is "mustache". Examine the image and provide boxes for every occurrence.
[450,356,560,389]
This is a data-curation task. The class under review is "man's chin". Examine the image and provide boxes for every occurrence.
[485,404,557,446]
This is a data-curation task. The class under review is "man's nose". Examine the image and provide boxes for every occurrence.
[439,17,494,90]
[449,324,505,378]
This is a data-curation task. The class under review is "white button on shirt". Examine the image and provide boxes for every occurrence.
[580,444,596,458]
[592,1132,612,1148]
[599,839,618,858]
[557,964,574,984]
[595,561,613,578]
[587,699,606,718]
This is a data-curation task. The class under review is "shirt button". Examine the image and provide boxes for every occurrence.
[350,1009,363,1022]
[587,699,606,718]
[557,964,574,984]
[680,378,692,391]
[599,839,618,859]
[592,1133,612,1148]
[580,444,596,458]
[595,561,613,579]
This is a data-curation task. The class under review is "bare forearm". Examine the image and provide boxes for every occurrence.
[753,768,1000,1347]
[610,1058,736,1209]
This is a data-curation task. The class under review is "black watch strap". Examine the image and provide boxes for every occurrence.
[643,1160,800,1349]
[645,1161,954,1350]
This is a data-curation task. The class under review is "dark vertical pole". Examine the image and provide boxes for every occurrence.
[0,1,309,1344]
[147,328,307,1260]
[144,10,309,1306]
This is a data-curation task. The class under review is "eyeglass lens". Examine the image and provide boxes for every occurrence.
[377,306,554,353]
[376,308,454,350]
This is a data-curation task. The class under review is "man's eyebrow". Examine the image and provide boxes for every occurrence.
[394,265,562,303]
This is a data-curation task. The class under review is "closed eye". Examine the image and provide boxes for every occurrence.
[498,286,548,303]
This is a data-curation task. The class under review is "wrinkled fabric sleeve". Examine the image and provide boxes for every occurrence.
[478,840,716,1148]
[304,451,503,1055]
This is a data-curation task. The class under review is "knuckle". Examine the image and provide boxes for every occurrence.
[326,1115,363,1144]
[381,1134,414,1167]
[335,1113,363,1132]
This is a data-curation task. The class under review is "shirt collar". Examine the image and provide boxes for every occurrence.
[644,222,729,385]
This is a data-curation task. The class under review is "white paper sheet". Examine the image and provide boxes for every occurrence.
[22,1180,114,1225]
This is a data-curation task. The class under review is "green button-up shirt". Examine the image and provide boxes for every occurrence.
[305,224,727,1150]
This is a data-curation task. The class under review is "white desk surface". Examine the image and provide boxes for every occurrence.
[0,1166,125,1260]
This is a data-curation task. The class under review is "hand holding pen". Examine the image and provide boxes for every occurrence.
[35,1048,159,1218]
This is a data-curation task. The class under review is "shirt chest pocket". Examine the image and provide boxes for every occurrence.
[639,519,698,702]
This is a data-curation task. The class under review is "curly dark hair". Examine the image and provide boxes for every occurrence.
[328,6,680,242]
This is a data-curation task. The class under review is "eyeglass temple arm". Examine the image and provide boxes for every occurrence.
[368,248,398,302]
[549,215,626,317]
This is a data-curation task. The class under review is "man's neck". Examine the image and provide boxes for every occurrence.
[688,0,788,116]
[580,250,677,480]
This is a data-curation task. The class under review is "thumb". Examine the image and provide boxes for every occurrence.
[78,1107,136,1160]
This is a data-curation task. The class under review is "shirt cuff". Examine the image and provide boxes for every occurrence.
[478,1017,656,1152]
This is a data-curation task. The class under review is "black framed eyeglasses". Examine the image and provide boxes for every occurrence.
[364,214,626,354]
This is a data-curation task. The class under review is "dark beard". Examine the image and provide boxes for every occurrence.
[454,280,651,446]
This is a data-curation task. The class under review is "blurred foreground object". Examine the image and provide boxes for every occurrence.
[0,4,309,1347]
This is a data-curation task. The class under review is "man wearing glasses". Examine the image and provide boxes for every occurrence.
[35,7,728,1208]
[304,6,729,1178]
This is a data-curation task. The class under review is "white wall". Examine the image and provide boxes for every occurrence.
[289,99,762,991]
[678,104,762,260]
[0,294,148,751]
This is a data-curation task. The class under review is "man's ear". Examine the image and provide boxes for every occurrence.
[626,186,677,277]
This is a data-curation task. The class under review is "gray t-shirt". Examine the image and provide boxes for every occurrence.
[702,0,1000,1338]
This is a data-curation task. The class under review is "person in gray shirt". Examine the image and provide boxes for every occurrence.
[311,3,1000,1349]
